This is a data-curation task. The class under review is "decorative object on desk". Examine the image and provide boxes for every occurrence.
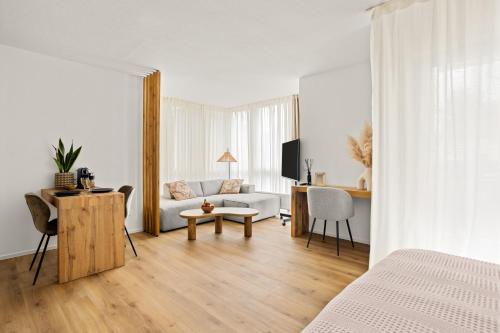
[217,149,237,179]
[347,123,372,190]
[304,158,313,185]
[54,190,80,197]
[76,167,90,189]
[88,172,95,189]
[80,174,92,192]
[201,199,215,213]
[91,187,113,193]
[65,178,77,190]
[65,184,77,190]
[314,172,326,186]
[52,138,82,188]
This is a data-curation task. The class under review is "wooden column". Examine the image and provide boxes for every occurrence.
[143,71,161,236]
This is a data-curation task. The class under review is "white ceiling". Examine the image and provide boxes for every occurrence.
[0,0,378,107]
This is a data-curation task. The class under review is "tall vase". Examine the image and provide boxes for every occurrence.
[357,167,372,191]
[307,171,312,185]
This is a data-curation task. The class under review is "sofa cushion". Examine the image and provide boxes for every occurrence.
[201,179,224,196]
[220,179,243,194]
[240,184,255,193]
[167,181,196,200]
[163,183,174,199]
[186,181,203,197]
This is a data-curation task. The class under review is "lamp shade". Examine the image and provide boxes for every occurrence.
[217,151,237,163]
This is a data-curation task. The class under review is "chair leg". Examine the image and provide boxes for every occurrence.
[29,234,45,271]
[306,218,317,248]
[33,235,50,286]
[125,226,138,257]
[322,220,327,240]
[336,221,340,256]
[346,219,355,248]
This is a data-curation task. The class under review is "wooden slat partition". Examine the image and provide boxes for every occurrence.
[143,71,161,236]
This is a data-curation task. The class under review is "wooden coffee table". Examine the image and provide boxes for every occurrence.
[179,207,259,240]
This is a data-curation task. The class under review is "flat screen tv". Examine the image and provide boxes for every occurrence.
[282,139,300,181]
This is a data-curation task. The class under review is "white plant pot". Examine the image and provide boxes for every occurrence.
[357,167,372,191]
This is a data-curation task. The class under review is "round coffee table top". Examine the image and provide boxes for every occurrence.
[179,207,259,219]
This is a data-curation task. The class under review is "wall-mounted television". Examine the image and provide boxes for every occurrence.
[281,139,300,181]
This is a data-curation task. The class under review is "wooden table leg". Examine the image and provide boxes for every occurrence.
[244,216,252,237]
[215,215,223,234]
[291,189,309,237]
[188,218,197,240]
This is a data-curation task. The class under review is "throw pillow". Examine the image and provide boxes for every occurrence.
[167,180,196,200]
[219,179,243,194]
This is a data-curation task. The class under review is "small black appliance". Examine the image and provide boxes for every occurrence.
[76,167,90,189]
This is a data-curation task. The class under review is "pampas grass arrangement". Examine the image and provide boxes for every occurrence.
[347,123,372,190]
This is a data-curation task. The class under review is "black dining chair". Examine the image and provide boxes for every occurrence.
[25,193,57,285]
[118,185,138,256]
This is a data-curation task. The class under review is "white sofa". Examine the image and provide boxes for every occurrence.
[160,179,281,231]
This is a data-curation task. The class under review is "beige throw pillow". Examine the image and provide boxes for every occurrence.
[167,181,196,200]
[219,179,243,194]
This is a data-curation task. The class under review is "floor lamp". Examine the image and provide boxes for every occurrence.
[217,149,237,179]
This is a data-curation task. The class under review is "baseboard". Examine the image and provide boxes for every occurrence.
[0,244,58,261]
[0,227,144,261]
[126,227,144,234]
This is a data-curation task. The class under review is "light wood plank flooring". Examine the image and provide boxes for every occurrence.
[0,218,369,333]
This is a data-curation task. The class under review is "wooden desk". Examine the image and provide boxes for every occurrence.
[41,189,125,283]
[290,185,371,237]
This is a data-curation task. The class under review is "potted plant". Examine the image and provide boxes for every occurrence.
[52,138,82,188]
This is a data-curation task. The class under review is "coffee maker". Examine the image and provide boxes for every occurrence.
[76,167,90,189]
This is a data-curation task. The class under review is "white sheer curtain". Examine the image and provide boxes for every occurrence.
[370,0,500,266]
[161,96,296,193]
[161,98,230,183]
[231,97,295,194]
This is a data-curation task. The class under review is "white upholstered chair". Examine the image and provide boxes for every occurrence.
[306,187,355,255]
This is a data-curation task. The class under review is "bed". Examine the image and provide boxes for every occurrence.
[302,249,500,333]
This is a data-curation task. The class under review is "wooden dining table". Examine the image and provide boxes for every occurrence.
[41,188,125,283]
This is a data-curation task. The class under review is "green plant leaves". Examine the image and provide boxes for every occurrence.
[64,143,74,171]
[53,157,64,173]
[53,138,82,173]
[58,138,65,156]
[67,146,82,172]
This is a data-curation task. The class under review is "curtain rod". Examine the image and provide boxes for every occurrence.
[366,1,389,12]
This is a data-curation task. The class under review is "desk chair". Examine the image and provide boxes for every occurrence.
[118,185,137,256]
[306,187,355,256]
[25,194,57,285]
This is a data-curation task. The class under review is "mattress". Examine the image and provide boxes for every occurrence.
[302,249,500,333]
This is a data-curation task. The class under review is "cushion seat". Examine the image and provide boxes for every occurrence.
[223,193,280,223]
[159,181,281,231]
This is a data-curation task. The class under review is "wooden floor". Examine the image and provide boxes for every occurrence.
[0,218,369,333]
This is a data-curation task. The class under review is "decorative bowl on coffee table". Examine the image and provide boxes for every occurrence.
[201,205,215,213]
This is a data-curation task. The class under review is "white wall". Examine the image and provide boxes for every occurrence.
[299,62,372,244]
[0,44,143,259]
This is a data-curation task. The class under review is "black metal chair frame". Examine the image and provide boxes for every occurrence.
[118,185,138,257]
[306,218,355,256]
[29,226,56,285]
